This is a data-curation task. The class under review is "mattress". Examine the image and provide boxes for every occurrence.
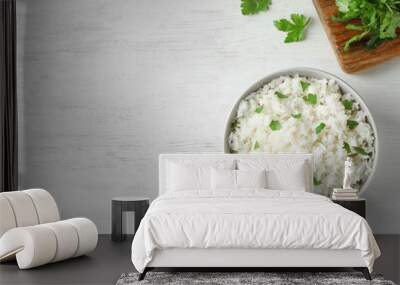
[131,189,380,273]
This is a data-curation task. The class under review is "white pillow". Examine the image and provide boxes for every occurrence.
[211,169,268,190]
[211,168,236,190]
[167,163,210,191]
[237,159,310,191]
[166,159,235,191]
[266,165,307,191]
[236,170,267,189]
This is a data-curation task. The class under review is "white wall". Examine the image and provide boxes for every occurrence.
[17,0,400,233]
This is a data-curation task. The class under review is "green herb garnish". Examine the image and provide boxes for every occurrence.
[342,99,353,110]
[269,120,282,131]
[303,93,317,105]
[254,141,260,149]
[300,80,310,92]
[315,122,326,134]
[292,113,302,119]
[343,30,370,51]
[275,91,288,99]
[255,106,264,113]
[353,146,369,156]
[347,120,359,130]
[231,119,240,130]
[332,0,400,51]
[241,0,271,15]
[343,142,352,154]
[274,14,312,43]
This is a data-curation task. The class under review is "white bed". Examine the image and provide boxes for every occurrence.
[131,154,380,280]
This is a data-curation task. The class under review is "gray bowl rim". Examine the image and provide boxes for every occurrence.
[224,67,379,194]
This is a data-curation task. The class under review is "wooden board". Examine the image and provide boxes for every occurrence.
[313,0,400,73]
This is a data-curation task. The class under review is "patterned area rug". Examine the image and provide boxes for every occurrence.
[116,272,396,285]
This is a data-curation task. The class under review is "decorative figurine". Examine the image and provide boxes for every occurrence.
[343,157,353,190]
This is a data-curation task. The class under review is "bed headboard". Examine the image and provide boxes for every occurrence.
[159,153,314,195]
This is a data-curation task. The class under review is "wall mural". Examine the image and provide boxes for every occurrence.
[225,68,378,196]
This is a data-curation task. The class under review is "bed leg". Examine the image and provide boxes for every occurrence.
[354,267,371,280]
[138,268,148,281]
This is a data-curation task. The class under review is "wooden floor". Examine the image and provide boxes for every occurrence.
[0,235,399,285]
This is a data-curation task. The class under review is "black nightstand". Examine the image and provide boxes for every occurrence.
[332,198,366,218]
[111,197,150,242]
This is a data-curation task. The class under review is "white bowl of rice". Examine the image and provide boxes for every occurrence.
[225,68,378,196]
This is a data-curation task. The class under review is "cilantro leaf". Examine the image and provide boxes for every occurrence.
[342,99,353,110]
[292,113,302,119]
[347,119,359,129]
[241,0,271,15]
[303,93,317,105]
[366,34,382,49]
[269,120,282,131]
[353,146,369,156]
[380,11,400,39]
[274,14,312,43]
[346,24,364,31]
[255,106,264,113]
[333,0,400,50]
[335,0,351,13]
[313,177,322,186]
[275,91,288,99]
[344,30,369,51]
[300,81,310,92]
[343,142,351,154]
[315,122,326,134]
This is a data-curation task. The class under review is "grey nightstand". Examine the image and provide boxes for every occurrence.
[332,198,366,218]
[111,197,149,242]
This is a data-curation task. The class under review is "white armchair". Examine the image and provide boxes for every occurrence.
[0,189,98,269]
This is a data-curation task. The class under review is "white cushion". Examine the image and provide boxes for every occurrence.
[237,159,310,191]
[167,163,211,191]
[1,192,39,227]
[0,189,60,231]
[267,164,308,191]
[65,218,98,257]
[166,159,235,191]
[42,221,79,262]
[0,218,97,269]
[0,196,16,237]
[211,168,236,190]
[211,169,268,190]
[0,189,98,269]
[0,226,57,269]
[236,170,267,189]
[24,189,60,223]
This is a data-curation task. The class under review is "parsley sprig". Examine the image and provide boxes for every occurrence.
[275,91,288,99]
[343,142,371,157]
[315,122,326,134]
[269,120,282,131]
[274,14,312,43]
[241,0,272,15]
[333,0,400,51]
[303,93,317,105]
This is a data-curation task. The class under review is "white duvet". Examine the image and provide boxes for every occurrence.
[131,190,380,273]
